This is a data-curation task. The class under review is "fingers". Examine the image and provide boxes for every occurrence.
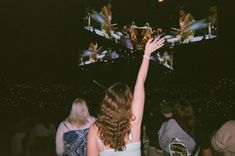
[156,39,165,47]
[158,41,165,48]
[159,41,165,48]
[154,37,165,44]
[145,36,165,54]
[157,42,164,49]
[153,38,165,51]
[154,35,162,41]
[146,38,154,45]
[151,35,163,43]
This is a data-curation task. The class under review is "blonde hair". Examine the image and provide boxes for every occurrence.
[66,98,90,127]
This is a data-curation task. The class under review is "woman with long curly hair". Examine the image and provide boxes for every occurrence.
[87,36,165,156]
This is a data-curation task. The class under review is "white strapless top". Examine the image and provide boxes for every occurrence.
[99,142,141,156]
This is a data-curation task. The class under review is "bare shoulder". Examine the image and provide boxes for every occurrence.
[89,123,98,134]
[186,13,192,17]
[87,123,99,156]
[186,13,194,19]
[57,121,67,130]
[219,120,235,131]
[90,116,96,122]
[88,116,96,125]
[88,124,99,141]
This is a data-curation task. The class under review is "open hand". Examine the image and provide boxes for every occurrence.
[144,36,165,56]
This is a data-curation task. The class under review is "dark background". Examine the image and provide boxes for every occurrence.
[0,0,234,155]
[1,0,234,85]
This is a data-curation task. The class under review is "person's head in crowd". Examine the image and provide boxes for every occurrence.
[66,98,90,127]
[33,110,52,126]
[107,3,112,10]
[96,83,133,151]
[207,2,218,27]
[160,99,173,118]
[211,120,235,155]
[208,2,217,14]
[104,1,112,10]
[131,21,135,26]
[89,41,98,52]
[179,7,188,17]
[123,25,128,32]
[145,22,150,27]
[173,99,196,137]
[157,28,163,35]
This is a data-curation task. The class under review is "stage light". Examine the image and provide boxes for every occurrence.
[159,0,164,2]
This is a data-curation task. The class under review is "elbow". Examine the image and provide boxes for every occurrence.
[56,150,63,156]
[202,148,213,156]
[56,144,64,156]
[56,151,62,156]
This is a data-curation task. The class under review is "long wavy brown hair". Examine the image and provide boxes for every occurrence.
[96,83,133,151]
[173,99,197,137]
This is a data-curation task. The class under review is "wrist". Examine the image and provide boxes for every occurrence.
[143,54,151,59]
[144,51,151,55]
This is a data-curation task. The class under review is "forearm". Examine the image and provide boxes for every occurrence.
[132,55,151,125]
[132,37,164,129]
[135,54,151,85]
[102,8,111,25]
[183,14,191,28]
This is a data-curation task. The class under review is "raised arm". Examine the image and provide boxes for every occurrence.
[182,14,194,31]
[131,36,165,140]
[101,6,111,25]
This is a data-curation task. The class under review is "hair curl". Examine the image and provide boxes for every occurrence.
[96,83,133,151]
